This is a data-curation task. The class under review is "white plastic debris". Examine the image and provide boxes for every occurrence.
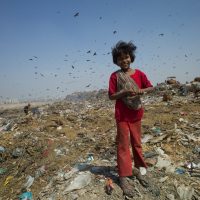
[139,167,147,175]
[159,176,168,183]
[141,134,153,143]
[179,118,188,123]
[176,184,194,200]
[23,175,34,189]
[57,126,62,130]
[155,156,171,170]
[185,162,197,169]
[65,172,91,192]
[155,147,169,158]
[166,194,175,200]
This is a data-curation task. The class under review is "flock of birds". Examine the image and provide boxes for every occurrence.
[24,11,122,99]
[1,8,199,101]
[20,11,198,100]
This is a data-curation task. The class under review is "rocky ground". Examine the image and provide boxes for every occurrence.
[0,89,200,200]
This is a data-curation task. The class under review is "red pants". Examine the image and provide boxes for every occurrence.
[116,120,147,177]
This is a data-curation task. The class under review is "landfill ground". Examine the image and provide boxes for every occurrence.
[0,88,200,200]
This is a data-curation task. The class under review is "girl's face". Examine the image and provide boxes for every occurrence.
[116,53,131,71]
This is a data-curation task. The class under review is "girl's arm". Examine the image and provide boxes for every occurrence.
[138,87,154,94]
[109,87,154,100]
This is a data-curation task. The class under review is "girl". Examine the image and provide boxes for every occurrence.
[108,41,154,197]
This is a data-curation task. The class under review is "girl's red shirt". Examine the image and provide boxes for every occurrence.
[108,69,153,122]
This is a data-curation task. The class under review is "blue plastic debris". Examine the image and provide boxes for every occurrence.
[19,191,33,200]
[175,168,185,174]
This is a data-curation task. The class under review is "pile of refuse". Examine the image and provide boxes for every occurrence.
[0,80,200,199]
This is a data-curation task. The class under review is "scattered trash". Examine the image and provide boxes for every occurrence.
[166,193,175,200]
[0,86,200,199]
[179,118,188,123]
[74,163,91,172]
[35,165,46,178]
[155,156,172,170]
[139,167,147,175]
[1,122,13,131]
[145,157,157,166]
[12,148,24,158]
[65,172,92,192]
[175,168,185,174]
[105,178,114,195]
[151,127,162,136]
[185,162,197,169]
[179,85,188,96]
[23,175,34,189]
[31,107,41,116]
[4,176,13,186]
[19,191,33,200]
[87,153,94,162]
[142,134,153,143]
[90,166,104,174]
[159,176,168,183]
[0,168,7,175]
[193,147,200,154]
[144,151,158,158]
[155,147,168,158]
[0,146,5,153]
[54,147,68,156]
[180,111,187,116]
[176,184,194,200]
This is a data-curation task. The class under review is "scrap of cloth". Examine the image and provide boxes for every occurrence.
[117,70,142,110]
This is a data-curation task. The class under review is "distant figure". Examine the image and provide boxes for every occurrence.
[108,41,154,197]
[24,103,31,115]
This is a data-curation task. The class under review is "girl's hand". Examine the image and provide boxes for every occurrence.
[123,89,136,96]
[137,89,145,95]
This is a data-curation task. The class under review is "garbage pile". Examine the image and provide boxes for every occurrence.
[0,80,200,200]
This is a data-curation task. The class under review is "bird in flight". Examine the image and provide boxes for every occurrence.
[74,12,79,17]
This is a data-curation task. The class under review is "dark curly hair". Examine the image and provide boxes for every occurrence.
[112,41,137,65]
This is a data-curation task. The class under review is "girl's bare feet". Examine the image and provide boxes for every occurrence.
[119,177,134,197]
[132,167,149,188]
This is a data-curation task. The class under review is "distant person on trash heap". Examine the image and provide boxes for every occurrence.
[24,103,31,115]
[108,40,154,198]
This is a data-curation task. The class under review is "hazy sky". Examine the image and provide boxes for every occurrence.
[0,0,200,101]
